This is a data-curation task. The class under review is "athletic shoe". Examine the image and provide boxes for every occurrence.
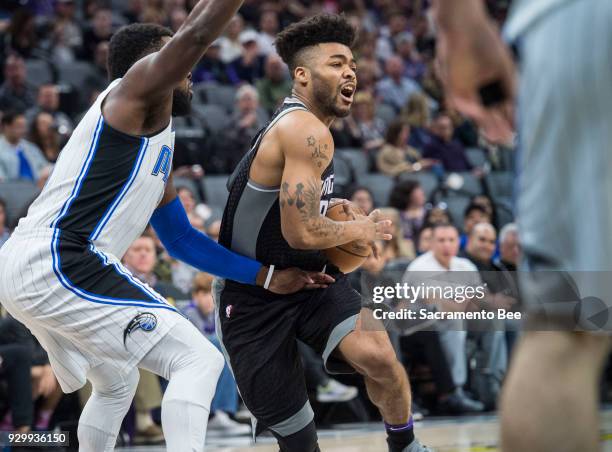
[207,411,251,436]
[402,438,435,451]
[437,388,484,414]
[316,379,359,403]
[134,423,165,444]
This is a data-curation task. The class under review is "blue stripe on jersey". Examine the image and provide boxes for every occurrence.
[51,228,176,311]
[49,116,176,311]
[89,137,150,241]
[51,116,104,230]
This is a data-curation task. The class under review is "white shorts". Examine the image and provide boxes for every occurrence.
[0,228,181,393]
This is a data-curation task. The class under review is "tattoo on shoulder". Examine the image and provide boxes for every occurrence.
[307,135,330,168]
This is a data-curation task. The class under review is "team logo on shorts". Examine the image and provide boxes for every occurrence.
[123,312,158,346]
[226,305,233,319]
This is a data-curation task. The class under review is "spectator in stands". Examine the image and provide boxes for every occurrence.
[460,203,492,250]
[123,234,188,303]
[376,55,423,112]
[348,186,374,215]
[47,0,83,63]
[354,59,378,96]
[403,223,485,414]
[5,9,40,59]
[351,91,385,153]
[192,39,240,85]
[497,223,520,272]
[377,120,438,177]
[415,225,433,255]
[219,15,244,63]
[83,40,110,102]
[256,54,292,114]
[0,198,10,247]
[424,202,453,227]
[168,7,187,32]
[329,115,363,149]
[0,111,49,183]
[27,84,73,135]
[378,207,415,260]
[28,111,61,163]
[355,32,383,82]
[257,8,279,56]
[177,185,206,230]
[181,273,250,435]
[231,30,265,84]
[388,179,427,244]
[376,12,409,61]
[401,92,432,151]
[80,7,114,61]
[222,84,266,171]
[0,54,37,112]
[422,111,474,173]
[395,32,426,82]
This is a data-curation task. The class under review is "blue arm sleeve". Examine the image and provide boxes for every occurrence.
[150,197,262,285]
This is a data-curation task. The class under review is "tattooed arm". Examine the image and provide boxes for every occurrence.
[277,112,392,250]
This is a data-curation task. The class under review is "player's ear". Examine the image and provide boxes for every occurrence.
[294,66,310,87]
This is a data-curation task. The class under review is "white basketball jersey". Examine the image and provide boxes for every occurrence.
[15,79,175,258]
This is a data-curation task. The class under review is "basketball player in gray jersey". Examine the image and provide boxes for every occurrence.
[435,0,612,450]
[0,1,334,450]
[217,15,430,452]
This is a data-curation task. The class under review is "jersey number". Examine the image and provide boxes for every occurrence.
[152,145,172,183]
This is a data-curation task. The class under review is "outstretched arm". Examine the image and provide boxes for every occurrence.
[277,112,392,250]
[122,0,243,103]
[433,0,515,143]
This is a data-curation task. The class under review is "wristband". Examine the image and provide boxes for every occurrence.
[263,265,275,290]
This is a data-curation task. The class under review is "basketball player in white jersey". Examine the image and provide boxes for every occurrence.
[0,1,334,450]
[435,0,612,450]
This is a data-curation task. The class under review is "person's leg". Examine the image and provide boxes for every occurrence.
[138,318,225,452]
[501,331,611,452]
[437,329,467,389]
[0,344,33,430]
[207,335,238,415]
[77,364,140,452]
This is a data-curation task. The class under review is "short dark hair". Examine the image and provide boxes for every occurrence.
[431,221,457,234]
[108,23,173,80]
[385,120,408,147]
[275,14,356,72]
[464,203,489,219]
[388,179,421,211]
[1,110,24,126]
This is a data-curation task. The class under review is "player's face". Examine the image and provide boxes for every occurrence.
[309,43,357,118]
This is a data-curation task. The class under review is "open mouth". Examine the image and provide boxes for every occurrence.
[340,84,356,103]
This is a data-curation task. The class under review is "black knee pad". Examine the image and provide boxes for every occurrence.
[273,420,320,452]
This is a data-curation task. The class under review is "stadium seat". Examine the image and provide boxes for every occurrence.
[336,148,369,177]
[398,171,440,200]
[201,175,230,210]
[495,200,514,228]
[466,148,488,168]
[0,181,40,226]
[58,61,95,89]
[440,195,471,228]
[486,171,514,202]
[197,83,237,112]
[192,104,230,133]
[357,174,394,207]
[25,59,53,87]
[445,172,483,197]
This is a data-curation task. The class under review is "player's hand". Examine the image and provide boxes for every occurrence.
[436,17,516,144]
[266,268,335,294]
[360,210,393,243]
[329,198,353,217]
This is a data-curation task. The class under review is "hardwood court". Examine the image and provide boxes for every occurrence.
[118,409,612,451]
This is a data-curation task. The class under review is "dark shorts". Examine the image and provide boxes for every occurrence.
[215,276,361,436]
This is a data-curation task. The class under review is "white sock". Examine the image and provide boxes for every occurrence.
[162,400,210,452]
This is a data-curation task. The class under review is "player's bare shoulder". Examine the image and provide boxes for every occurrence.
[275,109,334,171]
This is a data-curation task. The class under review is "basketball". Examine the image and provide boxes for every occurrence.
[324,203,372,273]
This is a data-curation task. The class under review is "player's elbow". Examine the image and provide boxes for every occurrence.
[282,227,317,250]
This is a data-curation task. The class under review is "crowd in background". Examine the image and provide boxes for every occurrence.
[0,0,522,446]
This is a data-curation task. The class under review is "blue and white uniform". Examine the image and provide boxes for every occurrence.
[0,80,180,392]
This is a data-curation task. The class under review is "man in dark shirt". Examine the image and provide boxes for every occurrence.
[423,111,473,172]
[0,54,37,112]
